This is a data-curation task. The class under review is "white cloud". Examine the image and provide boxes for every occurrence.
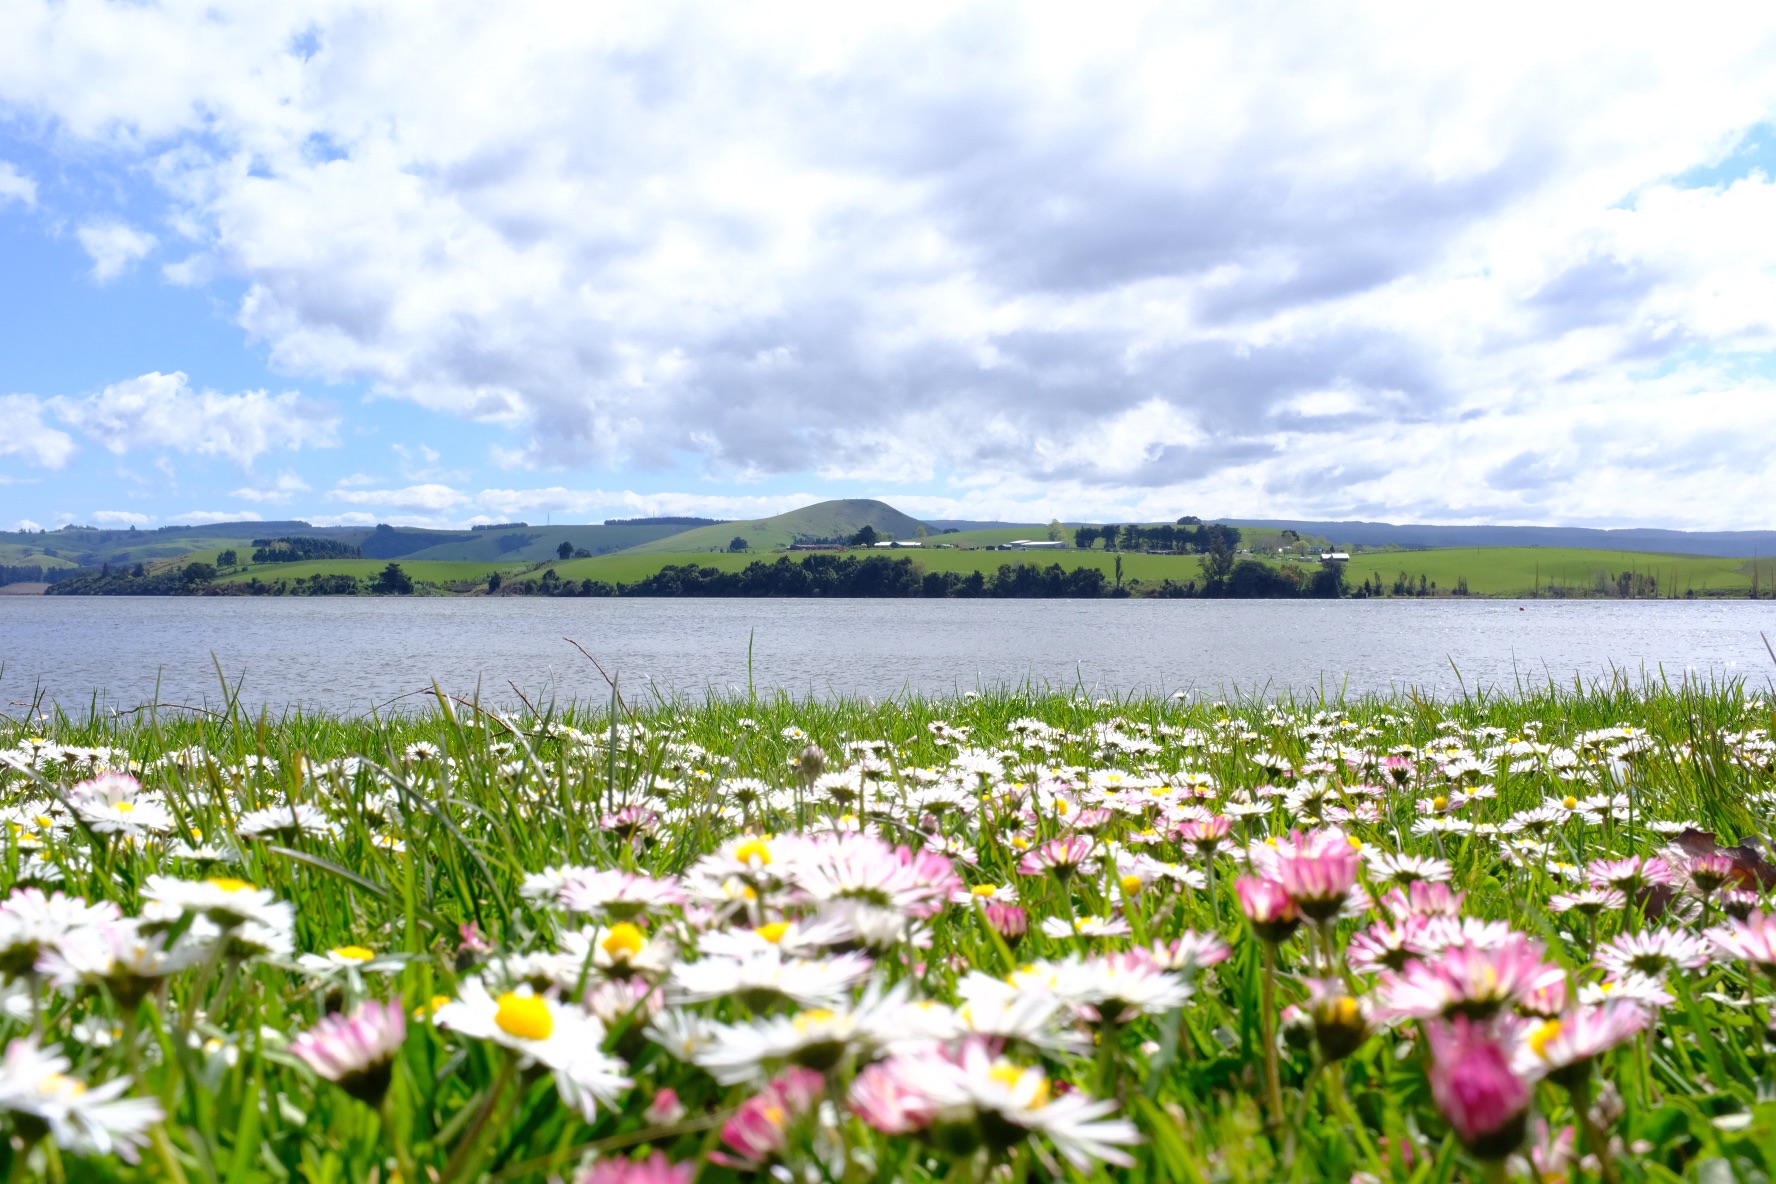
[0,162,34,207]
[471,487,816,521]
[311,482,815,525]
[8,4,1776,522]
[76,221,156,282]
[329,482,464,512]
[0,394,78,468]
[53,372,338,467]
[91,510,153,526]
[165,509,264,524]
[231,471,310,503]
[10,518,44,532]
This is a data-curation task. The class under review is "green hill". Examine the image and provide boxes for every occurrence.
[621,499,930,554]
[362,523,687,563]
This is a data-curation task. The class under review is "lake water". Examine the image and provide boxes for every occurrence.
[3,597,1776,714]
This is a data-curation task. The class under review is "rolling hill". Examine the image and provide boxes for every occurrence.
[356,523,688,562]
[620,499,931,554]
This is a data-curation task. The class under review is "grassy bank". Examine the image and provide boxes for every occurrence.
[1343,547,1773,598]
[3,681,1775,1181]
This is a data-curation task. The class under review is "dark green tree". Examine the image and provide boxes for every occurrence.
[849,525,879,547]
[557,540,574,560]
[373,563,414,594]
[1199,535,1236,589]
[729,536,750,552]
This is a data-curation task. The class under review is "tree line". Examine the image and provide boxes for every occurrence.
[251,536,362,563]
[1072,519,1241,553]
[495,553,1343,599]
[0,565,81,588]
[46,561,416,596]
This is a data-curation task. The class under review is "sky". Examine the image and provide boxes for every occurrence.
[4,2,1776,532]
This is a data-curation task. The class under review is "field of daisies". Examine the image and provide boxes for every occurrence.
[3,682,1776,1184]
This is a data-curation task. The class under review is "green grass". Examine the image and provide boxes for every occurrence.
[4,680,1775,1181]
[0,544,79,568]
[620,499,930,554]
[536,547,1217,586]
[210,557,521,586]
[1343,546,1769,597]
[48,539,1776,600]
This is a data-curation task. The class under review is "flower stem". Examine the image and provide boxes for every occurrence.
[1569,1072,1622,1184]
[1205,856,1221,930]
[438,1057,515,1184]
[381,1088,420,1184]
[1261,944,1284,1132]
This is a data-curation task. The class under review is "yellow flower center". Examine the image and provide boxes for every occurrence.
[970,885,998,898]
[755,921,791,943]
[1121,875,1144,897]
[331,945,375,963]
[115,802,135,814]
[1529,1019,1563,1057]
[792,1008,837,1033]
[733,838,772,866]
[1431,797,1448,811]
[1056,800,1070,814]
[206,878,254,893]
[1348,836,1363,849]
[419,993,454,1019]
[602,923,645,960]
[495,992,554,1041]
[988,1062,1050,1108]
[1563,796,1579,810]
[38,1073,85,1098]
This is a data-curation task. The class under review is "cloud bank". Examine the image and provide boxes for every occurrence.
[4,2,1776,525]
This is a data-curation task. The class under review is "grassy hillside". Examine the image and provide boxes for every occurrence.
[1342,546,1767,597]
[621,499,929,554]
[0,542,80,568]
[0,522,319,568]
[383,523,688,563]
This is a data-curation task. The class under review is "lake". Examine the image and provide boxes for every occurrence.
[3,597,1775,714]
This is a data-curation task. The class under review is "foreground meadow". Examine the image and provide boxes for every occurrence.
[3,683,1776,1182]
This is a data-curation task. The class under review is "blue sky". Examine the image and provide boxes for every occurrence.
[4,2,1776,531]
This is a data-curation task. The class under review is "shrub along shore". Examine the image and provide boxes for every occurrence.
[47,552,1344,598]
[2,679,1774,1181]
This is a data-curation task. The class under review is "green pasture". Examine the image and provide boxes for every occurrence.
[1342,546,1771,597]
[210,557,515,586]
[536,547,1213,586]
[79,540,1776,598]
[0,543,79,567]
[620,499,928,554]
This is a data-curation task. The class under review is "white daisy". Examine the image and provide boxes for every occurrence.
[141,876,294,932]
[692,982,906,1084]
[434,978,631,1119]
